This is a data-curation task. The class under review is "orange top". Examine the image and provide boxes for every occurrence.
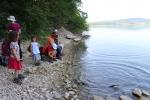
[42,36,54,54]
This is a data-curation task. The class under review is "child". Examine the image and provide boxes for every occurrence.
[30,36,41,66]
[8,32,24,85]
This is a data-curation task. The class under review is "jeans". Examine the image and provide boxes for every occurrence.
[56,45,62,58]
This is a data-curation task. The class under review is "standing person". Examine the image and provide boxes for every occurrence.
[7,16,22,59]
[7,16,21,34]
[30,36,41,66]
[8,32,24,85]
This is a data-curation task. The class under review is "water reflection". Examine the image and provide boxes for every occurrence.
[72,27,150,99]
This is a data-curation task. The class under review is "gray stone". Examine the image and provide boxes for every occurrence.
[65,92,70,99]
[68,91,76,95]
[73,38,81,42]
[132,88,142,97]
[65,79,71,84]
[72,84,78,89]
[106,96,118,100]
[119,95,133,100]
[52,91,61,99]
[93,95,105,100]
[66,35,76,39]
[66,83,72,88]
[142,90,150,97]
[73,95,78,99]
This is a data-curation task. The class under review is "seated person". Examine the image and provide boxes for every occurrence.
[51,30,63,60]
[42,32,57,61]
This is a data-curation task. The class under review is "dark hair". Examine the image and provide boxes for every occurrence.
[31,35,38,42]
[8,31,18,42]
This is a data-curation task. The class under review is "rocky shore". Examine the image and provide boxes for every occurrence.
[93,87,150,100]
[0,28,82,100]
[1,28,149,100]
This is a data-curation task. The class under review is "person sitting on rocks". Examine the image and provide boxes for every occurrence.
[52,30,63,60]
[42,32,57,62]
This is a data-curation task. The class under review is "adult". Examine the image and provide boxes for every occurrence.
[42,30,63,61]
[42,32,57,62]
[7,16,21,34]
[7,16,22,59]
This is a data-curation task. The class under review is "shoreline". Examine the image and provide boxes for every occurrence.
[0,28,150,100]
[0,28,81,100]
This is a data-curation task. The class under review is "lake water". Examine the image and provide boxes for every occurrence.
[73,27,150,99]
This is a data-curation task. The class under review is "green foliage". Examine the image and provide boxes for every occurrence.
[0,0,88,39]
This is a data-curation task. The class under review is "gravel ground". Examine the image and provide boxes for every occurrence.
[0,36,78,100]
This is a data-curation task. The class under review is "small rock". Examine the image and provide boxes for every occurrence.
[132,88,142,97]
[52,91,61,99]
[68,91,75,95]
[73,95,78,99]
[66,83,72,88]
[105,96,118,100]
[66,35,76,39]
[93,95,105,100]
[65,92,70,99]
[65,79,71,84]
[73,38,81,42]
[72,84,78,89]
[142,90,150,97]
[119,95,133,100]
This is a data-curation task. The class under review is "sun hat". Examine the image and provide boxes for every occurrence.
[7,16,16,21]
[54,29,58,33]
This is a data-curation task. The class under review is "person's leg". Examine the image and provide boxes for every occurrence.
[13,70,22,85]
[56,46,62,59]
[32,54,36,65]
[37,53,41,64]
[16,60,25,81]
[35,54,41,66]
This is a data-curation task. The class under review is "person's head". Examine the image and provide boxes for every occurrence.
[8,31,18,42]
[31,36,38,42]
[7,16,16,22]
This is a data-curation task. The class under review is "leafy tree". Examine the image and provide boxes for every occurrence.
[0,0,88,39]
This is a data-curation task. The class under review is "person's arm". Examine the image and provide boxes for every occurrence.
[18,28,21,34]
[17,23,21,34]
[30,43,33,55]
[7,23,13,33]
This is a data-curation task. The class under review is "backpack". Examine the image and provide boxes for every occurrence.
[1,40,10,56]
[0,56,8,66]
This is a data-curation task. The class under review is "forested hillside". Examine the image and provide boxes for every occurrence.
[0,0,88,38]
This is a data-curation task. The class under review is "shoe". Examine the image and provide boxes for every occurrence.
[53,58,57,61]
[56,56,62,60]
[18,74,25,80]
[35,62,40,66]
[13,78,22,85]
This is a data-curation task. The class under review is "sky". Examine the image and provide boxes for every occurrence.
[81,0,150,22]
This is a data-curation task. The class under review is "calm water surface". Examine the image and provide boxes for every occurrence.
[73,27,150,99]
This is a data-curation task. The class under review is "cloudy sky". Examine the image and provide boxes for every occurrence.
[81,0,150,22]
